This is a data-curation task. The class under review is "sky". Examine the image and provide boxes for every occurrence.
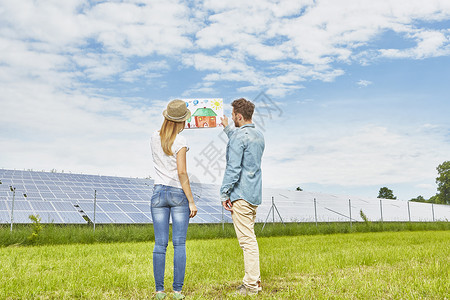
[1,0,449,201]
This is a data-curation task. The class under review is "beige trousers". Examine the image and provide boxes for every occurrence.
[231,199,260,291]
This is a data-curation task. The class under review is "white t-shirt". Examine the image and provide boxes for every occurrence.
[151,130,189,189]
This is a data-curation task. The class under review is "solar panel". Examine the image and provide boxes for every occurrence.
[116,203,141,213]
[40,192,56,199]
[9,211,33,223]
[83,212,111,223]
[53,193,69,200]
[127,213,152,223]
[0,201,8,210]
[198,206,219,214]
[24,192,41,198]
[106,212,133,223]
[97,202,121,212]
[0,211,10,223]
[79,193,93,200]
[11,201,32,211]
[1,168,450,224]
[134,203,151,213]
[30,202,55,211]
[194,213,220,223]
[34,211,63,223]
[52,202,78,211]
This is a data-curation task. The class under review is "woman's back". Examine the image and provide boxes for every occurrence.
[151,131,188,189]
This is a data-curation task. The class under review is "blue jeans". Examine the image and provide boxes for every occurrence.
[151,184,190,292]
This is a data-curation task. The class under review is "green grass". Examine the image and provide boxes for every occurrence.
[1,221,449,247]
[1,231,449,299]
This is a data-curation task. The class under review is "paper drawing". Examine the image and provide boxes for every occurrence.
[183,98,223,129]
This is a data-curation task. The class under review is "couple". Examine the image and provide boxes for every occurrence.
[150,98,265,299]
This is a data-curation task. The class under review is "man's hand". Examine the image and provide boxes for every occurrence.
[222,199,233,212]
[220,115,229,127]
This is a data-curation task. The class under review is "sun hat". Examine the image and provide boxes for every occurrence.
[163,99,191,122]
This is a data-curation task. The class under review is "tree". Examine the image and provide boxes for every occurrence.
[410,195,426,203]
[428,195,440,204]
[436,161,450,205]
[377,187,397,200]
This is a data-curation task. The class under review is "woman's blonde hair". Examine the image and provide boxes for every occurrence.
[160,119,185,156]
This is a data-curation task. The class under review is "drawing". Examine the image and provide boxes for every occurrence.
[192,107,217,127]
[183,98,223,129]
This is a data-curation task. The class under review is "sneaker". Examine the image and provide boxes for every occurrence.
[155,292,167,300]
[173,292,185,300]
[236,284,258,296]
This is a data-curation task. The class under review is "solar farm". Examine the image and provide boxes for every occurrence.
[1,168,449,225]
[1,168,449,299]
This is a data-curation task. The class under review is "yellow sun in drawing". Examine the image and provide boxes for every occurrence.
[211,99,222,111]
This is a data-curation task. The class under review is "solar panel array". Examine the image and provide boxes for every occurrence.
[0,169,231,224]
[257,188,450,223]
[1,168,449,224]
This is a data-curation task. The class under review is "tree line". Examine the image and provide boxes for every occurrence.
[378,161,450,205]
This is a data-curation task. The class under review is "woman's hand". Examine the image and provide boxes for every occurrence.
[189,202,197,218]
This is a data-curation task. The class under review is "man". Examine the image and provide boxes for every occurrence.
[220,98,265,296]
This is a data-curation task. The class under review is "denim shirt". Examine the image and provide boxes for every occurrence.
[220,123,265,206]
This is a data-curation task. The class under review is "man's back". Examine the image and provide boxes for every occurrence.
[221,123,265,206]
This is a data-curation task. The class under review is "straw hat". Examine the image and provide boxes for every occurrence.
[163,99,191,122]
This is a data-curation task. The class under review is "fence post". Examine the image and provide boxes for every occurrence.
[379,199,383,224]
[9,186,16,232]
[93,189,97,232]
[272,196,275,224]
[314,198,318,227]
[349,199,352,229]
[432,203,435,222]
[407,201,411,222]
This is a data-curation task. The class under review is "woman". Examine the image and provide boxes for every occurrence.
[150,99,197,300]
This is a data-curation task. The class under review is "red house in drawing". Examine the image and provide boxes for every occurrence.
[192,107,217,128]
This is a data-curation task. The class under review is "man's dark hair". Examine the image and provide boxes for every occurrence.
[232,98,255,121]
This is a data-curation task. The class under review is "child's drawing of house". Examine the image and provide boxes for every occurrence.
[192,107,217,128]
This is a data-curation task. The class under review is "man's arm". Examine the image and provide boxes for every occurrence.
[220,115,235,139]
[220,134,245,206]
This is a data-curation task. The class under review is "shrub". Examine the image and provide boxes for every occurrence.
[27,215,43,243]
[360,209,371,225]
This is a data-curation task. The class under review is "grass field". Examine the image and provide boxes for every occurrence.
[1,221,449,247]
[1,230,449,299]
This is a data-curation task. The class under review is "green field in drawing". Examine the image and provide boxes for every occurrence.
[183,98,223,129]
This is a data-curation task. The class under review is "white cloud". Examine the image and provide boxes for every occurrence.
[0,1,90,47]
[182,51,249,73]
[422,123,440,129]
[263,124,450,188]
[2,0,448,97]
[0,0,194,82]
[120,61,169,83]
[1,0,450,189]
[237,85,262,93]
[86,1,194,56]
[181,81,217,96]
[379,29,450,59]
[73,52,126,80]
[416,183,435,190]
[189,0,450,95]
[0,75,165,177]
[296,99,315,104]
[357,80,373,87]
